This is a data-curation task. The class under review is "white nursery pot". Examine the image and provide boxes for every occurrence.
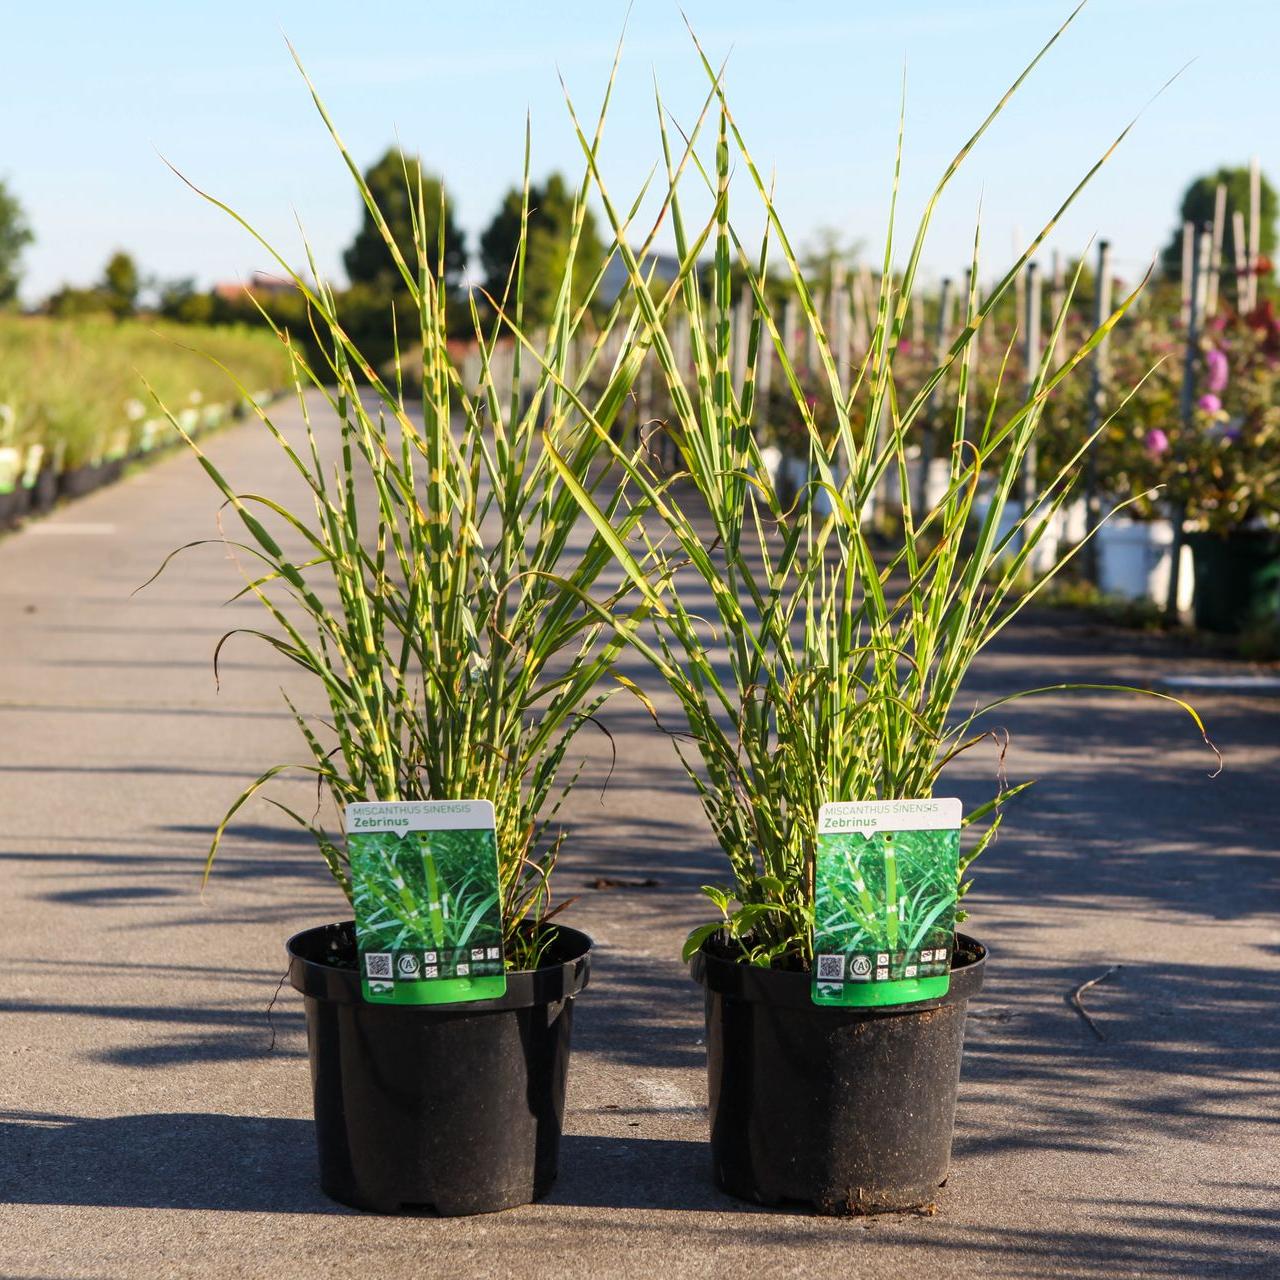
[971,496,1060,576]
[1058,498,1088,546]
[922,458,952,511]
[882,457,949,514]
[1097,517,1194,612]
[811,460,842,517]
[759,445,784,491]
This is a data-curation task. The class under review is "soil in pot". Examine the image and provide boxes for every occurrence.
[287,921,591,1216]
[691,933,986,1215]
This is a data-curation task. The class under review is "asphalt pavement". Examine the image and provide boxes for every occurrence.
[0,396,1276,1279]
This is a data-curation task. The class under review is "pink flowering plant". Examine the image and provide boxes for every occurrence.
[1037,302,1280,533]
[1167,305,1280,533]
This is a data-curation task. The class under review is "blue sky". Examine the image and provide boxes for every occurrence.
[5,1,1278,303]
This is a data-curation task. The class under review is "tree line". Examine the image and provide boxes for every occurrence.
[0,148,606,355]
[0,151,1272,349]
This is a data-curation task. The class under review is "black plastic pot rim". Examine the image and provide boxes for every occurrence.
[691,931,986,1015]
[287,920,592,1013]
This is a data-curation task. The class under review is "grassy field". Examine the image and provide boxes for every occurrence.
[0,315,288,487]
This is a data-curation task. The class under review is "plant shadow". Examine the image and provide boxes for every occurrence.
[0,1111,340,1214]
[550,1134,731,1212]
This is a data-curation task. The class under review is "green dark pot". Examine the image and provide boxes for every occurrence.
[1187,530,1280,634]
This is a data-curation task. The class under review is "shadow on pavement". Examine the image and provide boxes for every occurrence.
[0,1111,339,1214]
[549,1134,731,1212]
[0,989,304,1069]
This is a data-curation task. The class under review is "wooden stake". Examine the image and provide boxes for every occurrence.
[832,281,851,383]
[671,312,691,383]
[781,295,798,368]
[1082,240,1113,578]
[1167,226,1210,619]
[732,285,751,395]
[853,265,873,353]
[1048,249,1065,368]
[1019,262,1042,547]
[911,277,952,519]
[1206,182,1227,318]
[1232,208,1248,311]
[808,290,824,376]
[757,304,774,403]
[1248,156,1262,312]
[1013,225,1026,327]
[1180,218,1194,326]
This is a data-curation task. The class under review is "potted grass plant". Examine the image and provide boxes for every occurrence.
[551,17,1217,1214]
[146,65,655,1216]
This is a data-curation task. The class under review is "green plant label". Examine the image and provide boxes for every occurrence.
[346,799,507,1006]
[812,798,960,1009]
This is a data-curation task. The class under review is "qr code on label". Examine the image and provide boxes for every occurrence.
[365,953,393,979]
[816,954,845,981]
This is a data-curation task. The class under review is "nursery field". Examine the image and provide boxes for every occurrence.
[0,316,287,490]
[0,395,1275,1279]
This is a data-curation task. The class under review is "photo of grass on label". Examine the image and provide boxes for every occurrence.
[350,828,503,957]
[815,828,957,971]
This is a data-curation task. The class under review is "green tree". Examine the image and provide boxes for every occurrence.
[158,277,215,325]
[46,285,111,317]
[1161,166,1277,290]
[0,179,34,306]
[343,148,466,293]
[100,250,140,318]
[479,173,604,326]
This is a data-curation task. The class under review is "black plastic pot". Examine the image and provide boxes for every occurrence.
[31,467,58,514]
[0,488,28,528]
[58,463,104,499]
[691,932,986,1214]
[287,921,591,1216]
[1188,530,1280,634]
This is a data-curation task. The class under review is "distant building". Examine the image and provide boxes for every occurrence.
[599,251,684,303]
[212,271,298,301]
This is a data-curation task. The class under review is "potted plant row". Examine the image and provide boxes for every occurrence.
[164,17,1215,1219]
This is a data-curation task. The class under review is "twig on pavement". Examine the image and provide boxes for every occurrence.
[1071,964,1122,1040]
